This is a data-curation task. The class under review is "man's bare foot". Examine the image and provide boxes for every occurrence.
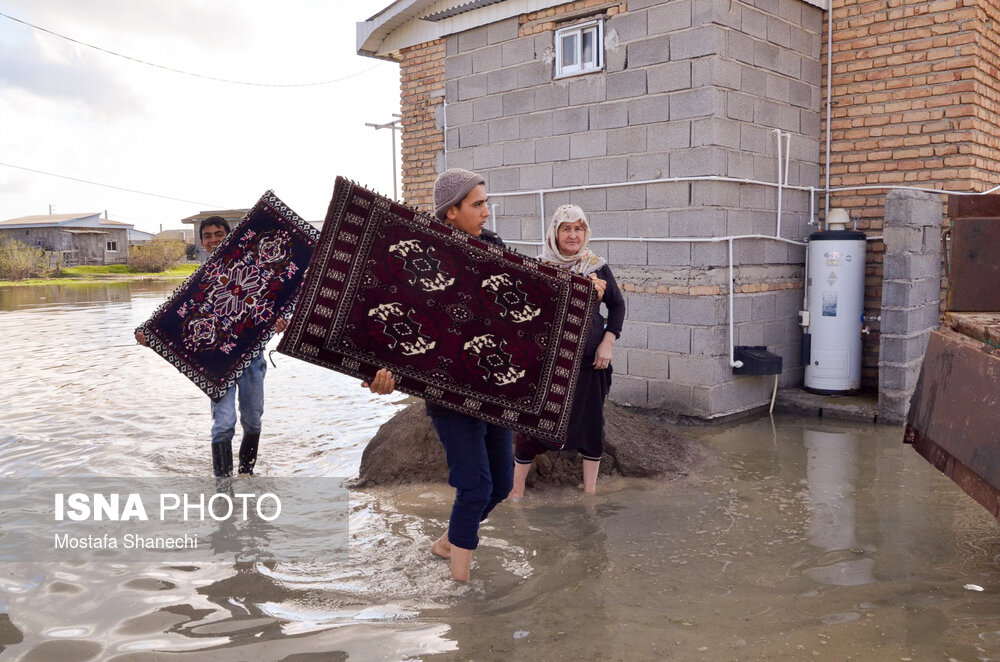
[450,545,473,582]
[431,533,451,559]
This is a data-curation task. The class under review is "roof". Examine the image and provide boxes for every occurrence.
[100,218,133,228]
[358,0,435,59]
[358,0,829,59]
[358,0,512,60]
[0,213,100,227]
[0,213,135,231]
[356,0,604,59]
[181,209,250,225]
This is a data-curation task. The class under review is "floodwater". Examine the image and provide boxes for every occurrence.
[2,282,1000,661]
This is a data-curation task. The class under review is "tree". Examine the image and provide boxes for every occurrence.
[129,239,186,272]
[0,237,48,280]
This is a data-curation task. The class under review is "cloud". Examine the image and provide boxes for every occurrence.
[0,20,143,116]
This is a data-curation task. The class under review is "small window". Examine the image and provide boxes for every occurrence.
[555,19,603,78]
[106,241,118,252]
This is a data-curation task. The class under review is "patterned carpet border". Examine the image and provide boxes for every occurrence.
[137,190,319,399]
[278,177,598,445]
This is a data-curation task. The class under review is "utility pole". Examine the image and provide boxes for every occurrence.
[365,114,402,200]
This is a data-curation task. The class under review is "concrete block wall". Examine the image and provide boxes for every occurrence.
[877,189,942,425]
[441,0,822,418]
[392,0,825,418]
[614,286,803,416]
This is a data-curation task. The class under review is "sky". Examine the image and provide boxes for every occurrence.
[0,1,402,233]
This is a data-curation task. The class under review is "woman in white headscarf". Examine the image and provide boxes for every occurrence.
[510,204,625,496]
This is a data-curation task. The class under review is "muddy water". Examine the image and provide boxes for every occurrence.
[2,282,1000,661]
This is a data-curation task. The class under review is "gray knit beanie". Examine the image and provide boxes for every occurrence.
[433,168,485,221]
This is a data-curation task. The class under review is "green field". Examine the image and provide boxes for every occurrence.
[0,263,198,287]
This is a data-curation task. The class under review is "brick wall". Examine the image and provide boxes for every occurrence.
[399,39,446,213]
[823,0,1000,385]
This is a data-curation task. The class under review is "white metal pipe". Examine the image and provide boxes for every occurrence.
[488,174,1000,203]
[775,129,784,239]
[728,237,743,369]
[802,238,809,312]
[538,191,546,245]
[769,373,779,415]
[825,1,832,219]
[442,97,448,172]
[505,233,806,248]
[784,132,792,185]
[487,174,816,198]
[827,183,1000,196]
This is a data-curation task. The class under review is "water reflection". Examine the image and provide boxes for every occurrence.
[0,282,137,312]
[3,283,1000,660]
[802,427,876,587]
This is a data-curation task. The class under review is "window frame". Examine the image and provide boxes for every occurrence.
[106,240,118,252]
[554,18,604,79]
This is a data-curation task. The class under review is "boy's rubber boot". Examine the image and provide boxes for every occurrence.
[211,440,233,478]
[238,433,260,476]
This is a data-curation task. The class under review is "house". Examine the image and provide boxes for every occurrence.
[0,213,132,266]
[128,228,156,245]
[155,228,196,244]
[357,0,996,421]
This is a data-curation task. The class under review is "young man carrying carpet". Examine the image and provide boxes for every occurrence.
[135,216,287,477]
[421,168,608,581]
[421,168,517,582]
[136,216,397,477]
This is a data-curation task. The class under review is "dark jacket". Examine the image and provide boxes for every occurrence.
[581,263,625,362]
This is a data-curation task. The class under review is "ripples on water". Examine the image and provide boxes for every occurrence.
[3,282,1000,660]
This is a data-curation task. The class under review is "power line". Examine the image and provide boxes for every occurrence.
[0,161,227,208]
[0,10,380,88]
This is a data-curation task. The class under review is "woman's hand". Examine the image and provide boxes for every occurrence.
[594,335,614,370]
[363,368,395,394]
[589,273,606,301]
[135,330,148,346]
[274,318,289,334]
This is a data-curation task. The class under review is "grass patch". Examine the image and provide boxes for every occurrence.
[0,263,198,287]
[57,264,198,277]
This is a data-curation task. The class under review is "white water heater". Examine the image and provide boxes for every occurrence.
[803,209,866,394]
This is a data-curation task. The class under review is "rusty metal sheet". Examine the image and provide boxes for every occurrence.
[949,194,1000,220]
[949,217,1000,311]
[904,425,1000,519]
[905,328,1000,519]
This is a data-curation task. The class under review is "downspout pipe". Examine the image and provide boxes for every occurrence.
[824,0,833,219]
[728,237,743,369]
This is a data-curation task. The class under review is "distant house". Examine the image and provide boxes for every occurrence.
[0,213,132,266]
[128,228,156,245]
[155,228,195,244]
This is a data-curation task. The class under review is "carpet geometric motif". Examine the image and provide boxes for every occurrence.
[137,190,319,399]
[278,177,598,445]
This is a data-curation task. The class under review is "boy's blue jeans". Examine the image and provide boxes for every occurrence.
[431,414,513,550]
[211,354,266,446]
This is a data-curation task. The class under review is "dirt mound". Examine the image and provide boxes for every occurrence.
[353,403,697,488]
